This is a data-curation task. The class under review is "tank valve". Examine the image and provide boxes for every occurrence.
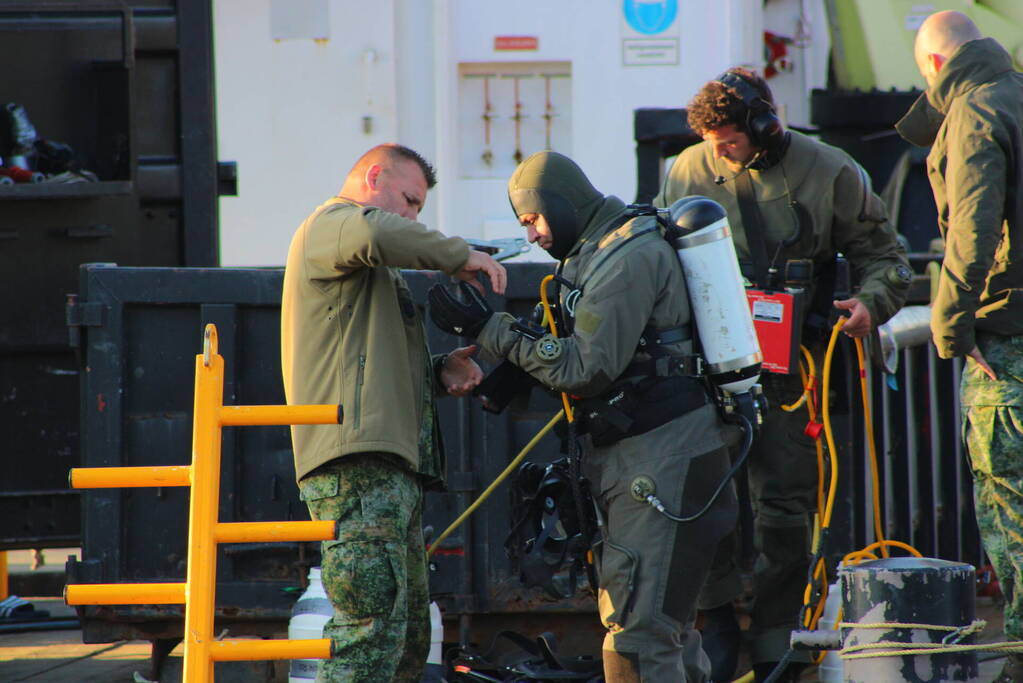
[630,476,656,502]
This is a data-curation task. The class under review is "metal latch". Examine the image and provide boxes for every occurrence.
[65,294,107,348]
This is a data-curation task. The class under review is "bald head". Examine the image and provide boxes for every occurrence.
[914,11,983,86]
[338,144,436,221]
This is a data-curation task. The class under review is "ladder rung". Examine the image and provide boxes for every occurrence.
[214,520,336,544]
[69,465,191,489]
[219,404,340,426]
[65,582,185,605]
[208,638,332,661]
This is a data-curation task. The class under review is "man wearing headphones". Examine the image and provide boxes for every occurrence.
[654,68,911,682]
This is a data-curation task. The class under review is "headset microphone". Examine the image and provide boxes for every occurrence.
[713,150,765,186]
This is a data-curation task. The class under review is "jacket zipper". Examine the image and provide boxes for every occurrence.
[353,354,366,430]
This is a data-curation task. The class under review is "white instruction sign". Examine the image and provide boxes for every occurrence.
[623,39,679,66]
[752,299,784,324]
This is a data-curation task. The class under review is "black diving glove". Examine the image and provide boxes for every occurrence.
[428,281,494,338]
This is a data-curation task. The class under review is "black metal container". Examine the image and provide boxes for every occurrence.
[67,263,605,667]
[67,262,983,680]
[0,0,234,551]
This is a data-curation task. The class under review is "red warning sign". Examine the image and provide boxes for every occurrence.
[494,36,539,51]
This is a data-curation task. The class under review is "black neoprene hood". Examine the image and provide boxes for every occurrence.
[507,151,605,260]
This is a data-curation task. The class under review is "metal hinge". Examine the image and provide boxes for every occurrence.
[65,294,107,348]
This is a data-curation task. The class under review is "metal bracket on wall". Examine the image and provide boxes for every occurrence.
[65,295,107,348]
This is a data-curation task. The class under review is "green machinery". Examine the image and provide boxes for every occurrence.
[827,0,1023,91]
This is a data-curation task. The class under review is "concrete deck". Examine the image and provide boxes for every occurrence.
[0,549,1014,682]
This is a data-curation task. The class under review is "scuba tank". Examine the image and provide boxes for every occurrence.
[667,196,763,396]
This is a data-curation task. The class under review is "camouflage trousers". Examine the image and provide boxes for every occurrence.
[961,332,1023,641]
[299,453,430,682]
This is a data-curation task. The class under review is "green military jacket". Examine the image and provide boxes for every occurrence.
[654,130,910,328]
[896,37,1023,359]
[281,198,469,482]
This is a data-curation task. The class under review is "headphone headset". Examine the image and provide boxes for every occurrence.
[713,70,784,152]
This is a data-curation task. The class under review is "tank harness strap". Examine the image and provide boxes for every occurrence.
[637,322,692,352]
[622,354,704,380]
[629,319,699,380]
[567,212,709,447]
[576,215,695,367]
[733,170,774,289]
[550,213,638,336]
[574,218,660,287]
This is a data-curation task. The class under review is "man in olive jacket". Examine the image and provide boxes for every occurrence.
[281,144,506,682]
[430,151,738,682]
[898,12,1023,681]
[654,69,910,681]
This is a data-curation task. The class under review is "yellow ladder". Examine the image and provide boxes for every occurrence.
[66,324,338,683]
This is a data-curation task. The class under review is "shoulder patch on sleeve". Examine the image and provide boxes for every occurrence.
[574,308,602,336]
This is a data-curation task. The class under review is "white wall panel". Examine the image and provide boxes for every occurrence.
[214,0,828,265]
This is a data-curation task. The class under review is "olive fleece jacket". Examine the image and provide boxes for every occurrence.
[281,198,469,482]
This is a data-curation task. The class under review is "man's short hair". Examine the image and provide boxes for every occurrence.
[384,144,437,189]
[353,143,438,189]
[687,67,775,136]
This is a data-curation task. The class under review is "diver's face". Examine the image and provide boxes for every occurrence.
[519,213,553,251]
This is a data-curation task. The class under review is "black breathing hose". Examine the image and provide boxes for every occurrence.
[636,413,754,524]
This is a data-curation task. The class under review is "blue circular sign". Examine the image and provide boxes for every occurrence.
[623,0,678,35]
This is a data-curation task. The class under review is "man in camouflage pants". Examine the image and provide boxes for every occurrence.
[281,144,506,681]
[898,11,1023,683]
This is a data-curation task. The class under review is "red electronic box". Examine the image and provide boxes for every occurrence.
[746,288,805,374]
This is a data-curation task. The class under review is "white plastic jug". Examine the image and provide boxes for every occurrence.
[421,600,445,681]
[817,580,844,683]
[288,567,332,682]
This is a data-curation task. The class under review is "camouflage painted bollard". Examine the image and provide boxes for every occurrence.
[840,557,978,683]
